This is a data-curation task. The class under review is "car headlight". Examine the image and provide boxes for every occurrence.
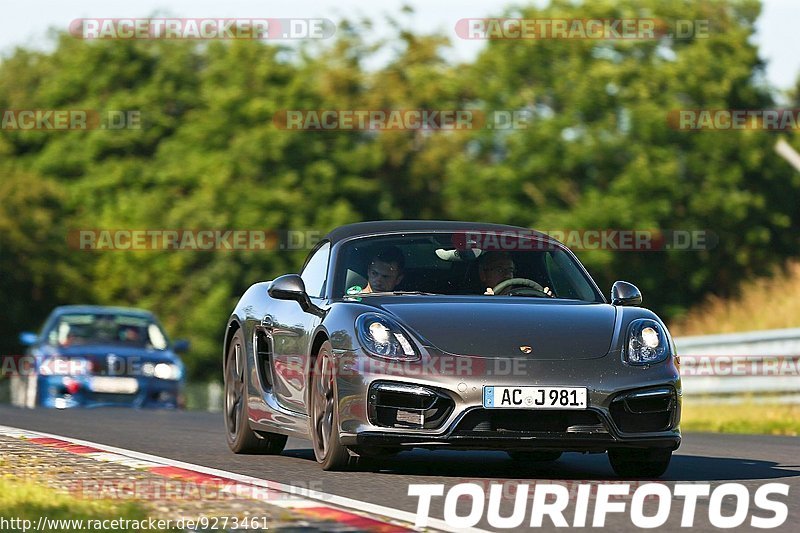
[625,319,669,365]
[356,313,419,361]
[153,362,182,380]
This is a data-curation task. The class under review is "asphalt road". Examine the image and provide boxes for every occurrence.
[1,406,797,532]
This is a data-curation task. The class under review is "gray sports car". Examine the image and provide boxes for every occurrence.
[223,221,681,476]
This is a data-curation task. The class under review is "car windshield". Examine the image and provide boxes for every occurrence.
[335,231,603,302]
[45,313,169,350]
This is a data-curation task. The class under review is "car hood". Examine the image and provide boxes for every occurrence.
[358,297,617,360]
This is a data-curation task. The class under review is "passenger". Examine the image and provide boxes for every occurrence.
[120,326,141,343]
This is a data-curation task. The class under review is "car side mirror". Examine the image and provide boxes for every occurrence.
[268,274,325,317]
[19,332,37,346]
[611,281,642,306]
[173,339,190,353]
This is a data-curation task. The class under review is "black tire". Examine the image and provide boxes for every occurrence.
[507,451,562,462]
[309,340,351,471]
[608,448,672,478]
[224,329,287,454]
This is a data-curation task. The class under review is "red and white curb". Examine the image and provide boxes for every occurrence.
[0,424,483,533]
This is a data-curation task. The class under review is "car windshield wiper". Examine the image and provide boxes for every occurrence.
[347,291,439,297]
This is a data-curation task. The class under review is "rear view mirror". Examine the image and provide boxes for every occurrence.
[268,274,308,301]
[268,274,325,317]
[19,332,37,346]
[611,281,642,306]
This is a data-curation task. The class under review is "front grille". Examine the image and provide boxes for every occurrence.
[609,387,676,433]
[453,409,605,434]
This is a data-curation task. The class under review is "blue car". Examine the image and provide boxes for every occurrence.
[16,305,188,409]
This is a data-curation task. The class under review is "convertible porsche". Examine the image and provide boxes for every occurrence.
[223,221,681,476]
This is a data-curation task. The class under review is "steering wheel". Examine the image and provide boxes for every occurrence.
[492,277,552,297]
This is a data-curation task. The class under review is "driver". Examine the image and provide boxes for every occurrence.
[478,252,516,295]
[478,251,553,296]
[354,246,405,294]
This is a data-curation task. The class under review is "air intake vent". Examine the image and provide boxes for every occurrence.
[368,382,454,429]
[254,329,274,390]
[609,387,676,433]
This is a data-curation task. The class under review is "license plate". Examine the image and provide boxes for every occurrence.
[89,377,138,394]
[483,386,587,409]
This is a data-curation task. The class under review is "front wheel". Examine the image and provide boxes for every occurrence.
[224,330,287,454]
[608,448,672,478]
[310,341,350,470]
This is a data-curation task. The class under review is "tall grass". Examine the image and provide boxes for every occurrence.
[681,401,800,436]
[669,261,800,336]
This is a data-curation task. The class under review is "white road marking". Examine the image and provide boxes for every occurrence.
[83,451,163,468]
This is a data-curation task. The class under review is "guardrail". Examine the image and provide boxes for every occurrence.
[675,328,800,401]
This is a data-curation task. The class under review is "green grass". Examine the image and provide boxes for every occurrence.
[0,476,167,532]
[681,401,800,436]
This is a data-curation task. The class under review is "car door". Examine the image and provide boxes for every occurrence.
[270,241,330,414]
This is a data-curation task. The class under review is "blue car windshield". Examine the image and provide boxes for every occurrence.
[336,232,603,302]
[45,313,169,350]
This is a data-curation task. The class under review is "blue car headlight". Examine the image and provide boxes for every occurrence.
[142,362,182,380]
[625,319,669,365]
[356,313,419,361]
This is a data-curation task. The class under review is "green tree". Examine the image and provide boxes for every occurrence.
[441,0,799,316]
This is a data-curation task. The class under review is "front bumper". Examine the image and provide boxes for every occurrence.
[335,350,682,453]
[37,374,183,408]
